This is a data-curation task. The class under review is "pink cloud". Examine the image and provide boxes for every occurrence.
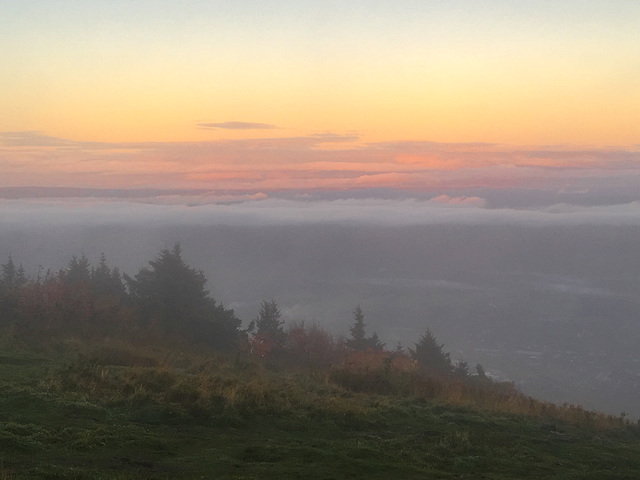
[2,131,640,196]
[429,194,487,207]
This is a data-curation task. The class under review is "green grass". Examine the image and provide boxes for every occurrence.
[1,340,640,479]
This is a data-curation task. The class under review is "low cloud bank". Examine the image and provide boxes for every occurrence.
[4,195,640,228]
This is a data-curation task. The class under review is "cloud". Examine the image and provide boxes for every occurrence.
[4,196,640,229]
[372,140,500,153]
[0,131,73,147]
[197,121,277,130]
[308,133,360,143]
[429,195,487,207]
[3,130,640,207]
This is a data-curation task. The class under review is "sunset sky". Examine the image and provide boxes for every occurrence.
[1,1,639,196]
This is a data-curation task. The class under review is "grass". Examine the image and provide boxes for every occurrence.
[1,338,640,479]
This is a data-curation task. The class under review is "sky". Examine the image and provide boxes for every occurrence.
[1,0,639,199]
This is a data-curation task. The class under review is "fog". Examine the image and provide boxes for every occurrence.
[5,194,640,227]
[2,194,640,417]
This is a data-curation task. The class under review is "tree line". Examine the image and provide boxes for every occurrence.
[0,244,486,380]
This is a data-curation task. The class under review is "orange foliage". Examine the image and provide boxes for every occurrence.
[284,322,340,367]
[250,332,278,358]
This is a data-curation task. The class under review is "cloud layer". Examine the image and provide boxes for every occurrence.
[4,195,640,230]
[2,131,640,212]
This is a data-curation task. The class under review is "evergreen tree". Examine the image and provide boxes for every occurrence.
[454,360,469,378]
[1,256,25,287]
[346,305,384,351]
[1,256,17,285]
[63,255,91,287]
[15,264,26,287]
[410,328,453,377]
[346,305,367,351]
[255,299,285,346]
[368,332,385,352]
[0,257,23,327]
[45,255,95,335]
[126,243,240,347]
[91,253,126,298]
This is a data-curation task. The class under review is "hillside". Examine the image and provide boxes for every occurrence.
[1,337,639,479]
[2,247,640,478]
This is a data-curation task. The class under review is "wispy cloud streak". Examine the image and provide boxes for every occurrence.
[197,121,277,130]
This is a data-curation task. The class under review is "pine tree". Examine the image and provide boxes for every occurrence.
[64,255,91,287]
[454,360,469,378]
[255,299,285,344]
[367,332,385,352]
[126,243,240,347]
[410,328,453,377]
[1,256,17,285]
[0,257,21,327]
[91,253,125,298]
[15,264,26,287]
[346,305,384,351]
[347,305,367,351]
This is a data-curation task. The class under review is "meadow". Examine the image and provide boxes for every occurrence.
[1,334,639,480]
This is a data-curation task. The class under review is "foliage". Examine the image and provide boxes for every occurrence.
[1,256,26,287]
[91,253,127,299]
[410,328,453,377]
[347,305,366,349]
[1,247,240,348]
[283,321,345,367]
[256,300,285,342]
[125,244,240,347]
[454,360,469,378]
[12,254,130,338]
[0,257,25,328]
[346,305,384,352]
[248,299,287,358]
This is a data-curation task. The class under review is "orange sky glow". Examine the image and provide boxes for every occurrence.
[1,1,639,195]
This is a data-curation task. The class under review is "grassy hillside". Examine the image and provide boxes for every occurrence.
[1,336,639,479]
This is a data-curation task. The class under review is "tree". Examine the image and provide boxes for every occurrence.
[0,256,25,327]
[410,328,453,377]
[87,254,129,336]
[91,253,126,299]
[2,256,17,285]
[370,332,385,351]
[45,255,95,335]
[346,305,367,351]
[254,299,285,349]
[63,255,92,287]
[284,321,338,367]
[126,243,240,347]
[454,360,469,378]
[346,305,384,352]
[15,265,26,287]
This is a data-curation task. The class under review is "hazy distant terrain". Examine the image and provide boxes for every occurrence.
[2,195,640,417]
